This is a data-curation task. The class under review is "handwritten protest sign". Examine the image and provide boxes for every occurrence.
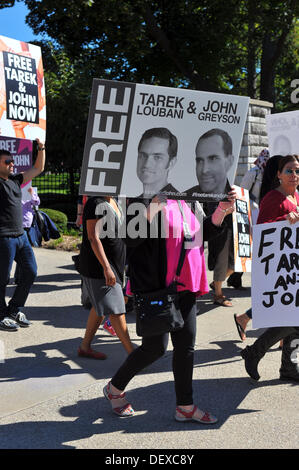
[232,186,252,272]
[252,221,299,328]
[80,79,249,201]
[0,35,46,141]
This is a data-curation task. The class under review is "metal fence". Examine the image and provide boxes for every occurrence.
[33,169,81,197]
[32,169,81,222]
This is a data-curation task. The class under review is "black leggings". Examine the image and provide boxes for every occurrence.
[111,291,197,405]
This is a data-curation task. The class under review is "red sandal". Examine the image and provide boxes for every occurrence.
[175,405,218,424]
[103,381,134,417]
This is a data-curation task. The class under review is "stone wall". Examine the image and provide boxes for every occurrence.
[234,99,273,186]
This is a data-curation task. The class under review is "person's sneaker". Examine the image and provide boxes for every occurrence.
[0,317,19,331]
[8,311,31,327]
[103,320,117,336]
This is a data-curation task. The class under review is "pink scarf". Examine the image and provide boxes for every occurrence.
[164,200,209,296]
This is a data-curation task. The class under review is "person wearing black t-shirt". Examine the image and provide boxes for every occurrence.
[77,196,133,359]
[0,142,45,331]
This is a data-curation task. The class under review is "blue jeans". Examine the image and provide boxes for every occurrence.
[0,233,37,317]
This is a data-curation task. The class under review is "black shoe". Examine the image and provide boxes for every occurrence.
[8,311,31,327]
[279,373,299,383]
[227,280,239,288]
[227,280,248,290]
[241,346,260,381]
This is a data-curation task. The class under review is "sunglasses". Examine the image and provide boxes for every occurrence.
[284,168,299,175]
[4,158,14,165]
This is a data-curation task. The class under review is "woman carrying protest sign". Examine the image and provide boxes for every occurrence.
[103,189,236,422]
[241,154,299,382]
[75,194,117,337]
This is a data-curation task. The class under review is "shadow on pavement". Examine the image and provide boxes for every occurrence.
[0,335,278,384]
[0,375,275,449]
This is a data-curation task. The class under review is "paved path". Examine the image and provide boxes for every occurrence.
[0,248,298,450]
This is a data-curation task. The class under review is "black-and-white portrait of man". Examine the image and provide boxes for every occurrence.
[186,128,234,199]
[136,127,179,197]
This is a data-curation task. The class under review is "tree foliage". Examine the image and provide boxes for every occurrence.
[7,0,299,167]
[0,1,15,8]
[20,1,299,97]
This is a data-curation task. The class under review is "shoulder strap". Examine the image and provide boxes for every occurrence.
[174,201,193,280]
[177,200,194,241]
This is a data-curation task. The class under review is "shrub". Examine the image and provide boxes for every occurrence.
[39,208,68,232]
[48,202,77,221]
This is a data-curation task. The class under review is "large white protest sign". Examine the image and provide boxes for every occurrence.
[232,186,252,272]
[266,110,299,157]
[0,35,46,141]
[252,221,299,328]
[80,79,249,201]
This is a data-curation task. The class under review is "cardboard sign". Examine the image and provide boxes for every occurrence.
[80,79,249,201]
[252,221,299,328]
[0,35,46,141]
[232,186,252,272]
[266,110,299,157]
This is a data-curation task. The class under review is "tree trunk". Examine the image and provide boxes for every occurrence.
[260,34,276,104]
[247,0,256,98]
[260,4,295,106]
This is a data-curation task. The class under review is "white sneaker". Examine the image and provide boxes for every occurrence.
[8,311,31,327]
[0,317,19,331]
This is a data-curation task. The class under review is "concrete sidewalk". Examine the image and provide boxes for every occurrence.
[0,248,297,449]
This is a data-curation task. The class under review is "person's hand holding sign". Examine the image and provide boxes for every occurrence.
[212,187,236,226]
[220,187,237,213]
[287,211,299,224]
[145,194,167,223]
[11,120,27,139]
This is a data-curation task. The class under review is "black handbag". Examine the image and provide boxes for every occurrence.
[134,201,192,337]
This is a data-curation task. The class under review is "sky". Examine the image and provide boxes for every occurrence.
[0,1,44,43]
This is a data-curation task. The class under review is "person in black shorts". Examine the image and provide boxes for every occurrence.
[77,196,133,359]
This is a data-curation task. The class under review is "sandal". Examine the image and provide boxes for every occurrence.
[78,347,107,360]
[209,282,215,291]
[175,405,218,424]
[103,381,134,417]
[213,295,232,307]
[233,314,246,341]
